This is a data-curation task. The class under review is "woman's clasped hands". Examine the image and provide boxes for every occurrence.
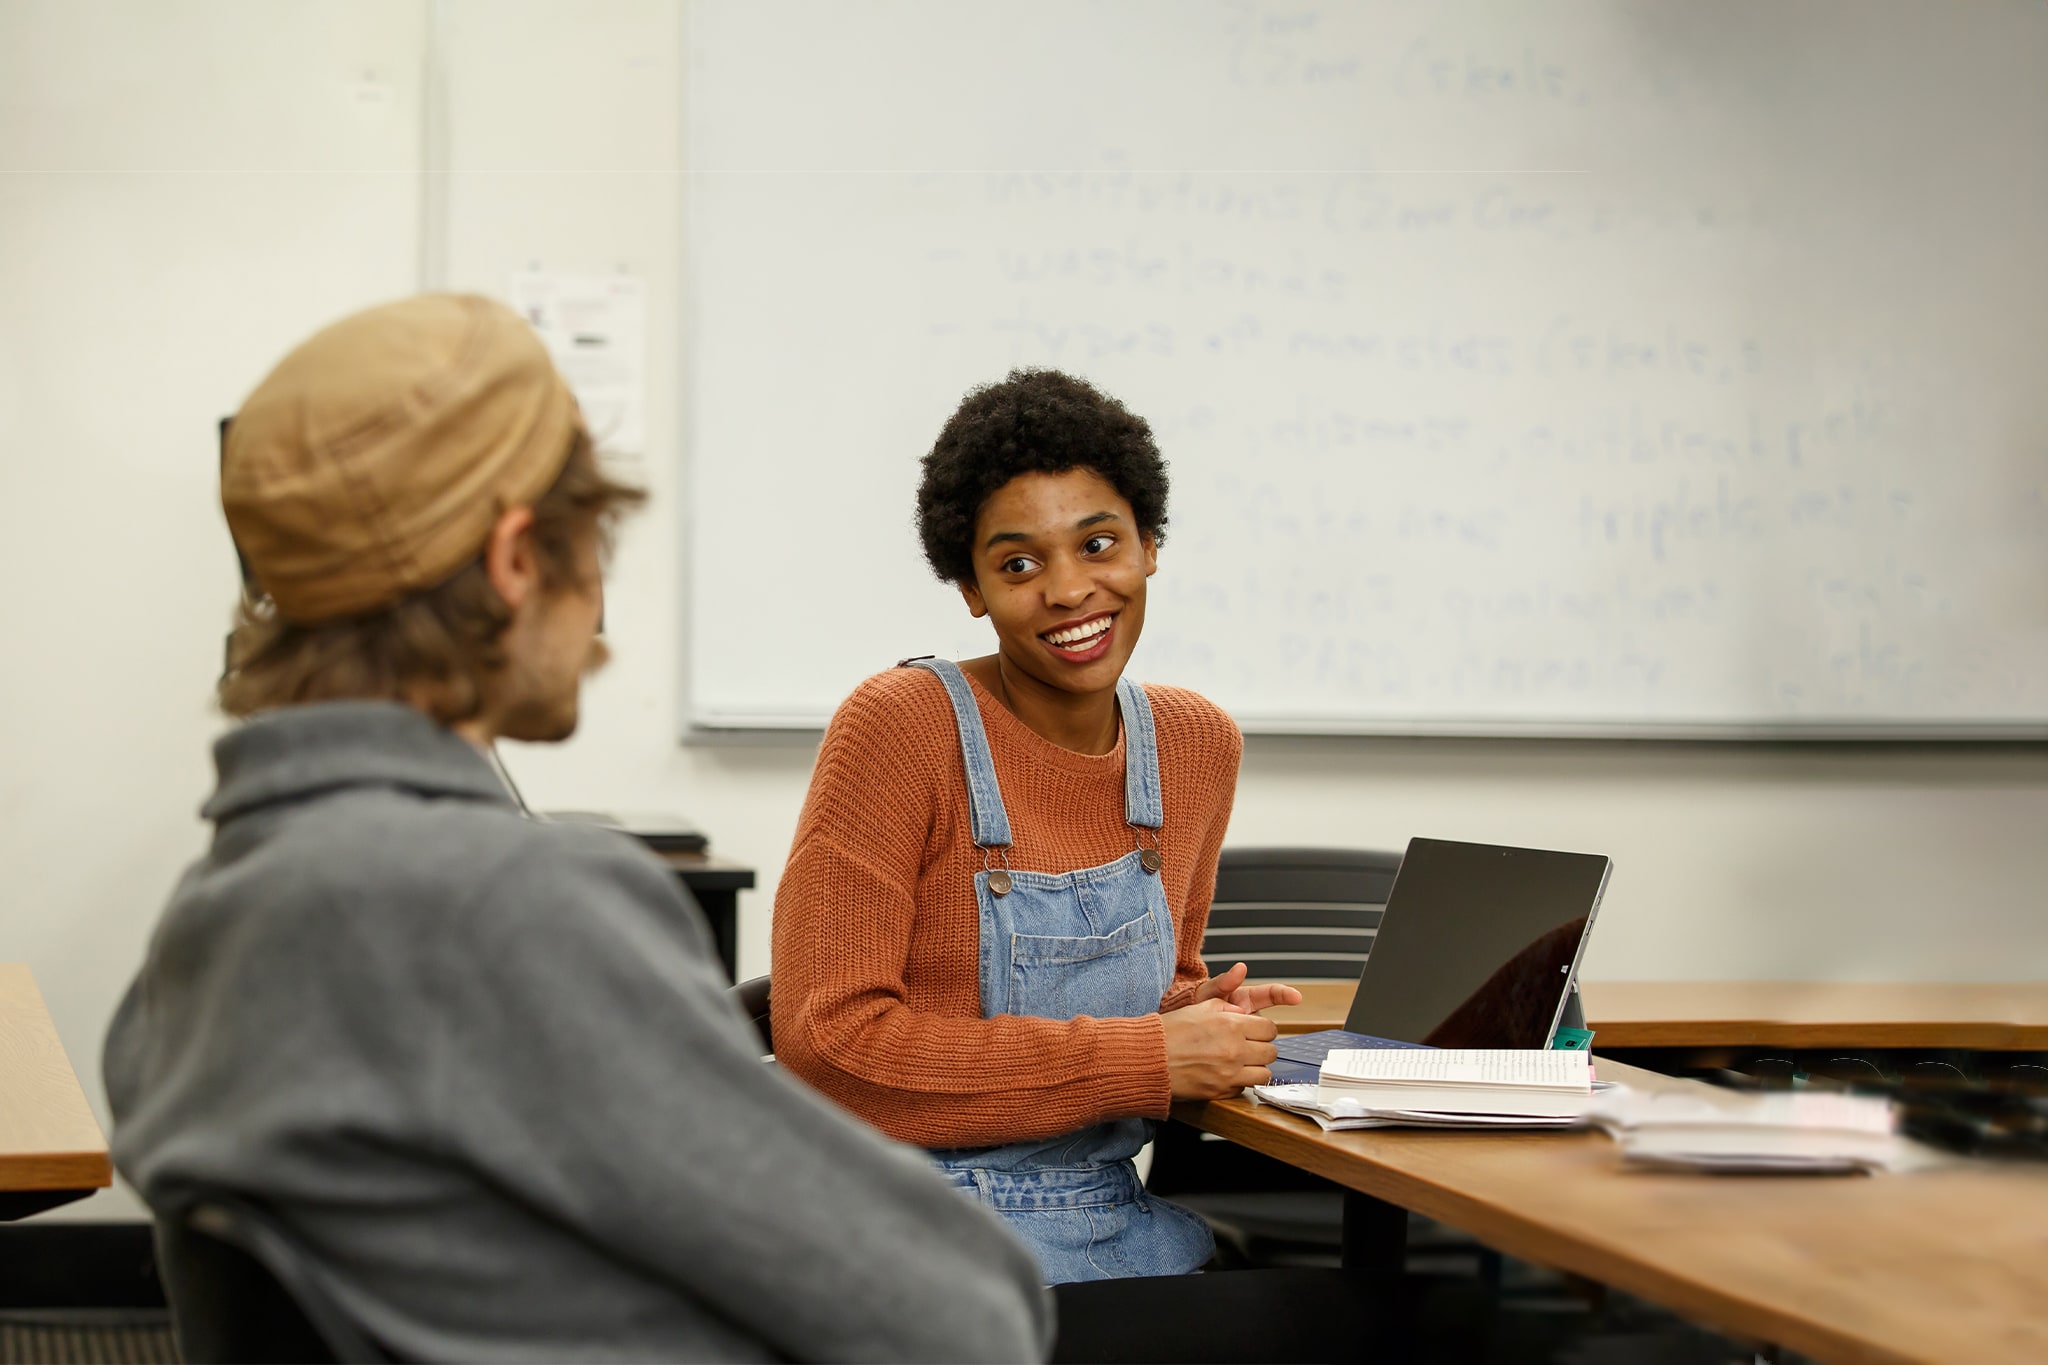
[1161,961,1304,1100]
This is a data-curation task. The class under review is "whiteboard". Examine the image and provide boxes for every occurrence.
[680,0,2048,736]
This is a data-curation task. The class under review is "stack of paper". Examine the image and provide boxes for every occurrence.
[1583,1088,1919,1173]
[1248,1049,1599,1130]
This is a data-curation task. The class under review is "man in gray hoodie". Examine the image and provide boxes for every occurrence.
[103,293,1052,1363]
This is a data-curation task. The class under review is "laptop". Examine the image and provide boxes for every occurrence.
[1267,838,1612,1084]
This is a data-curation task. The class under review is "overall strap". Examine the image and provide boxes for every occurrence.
[1116,676,1164,830]
[901,657,1012,849]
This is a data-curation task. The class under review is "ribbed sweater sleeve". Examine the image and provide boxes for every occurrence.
[772,668,1242,1150]
[1159,759,1236,1014]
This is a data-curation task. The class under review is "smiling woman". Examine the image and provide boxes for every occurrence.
[770,369,1302,1291]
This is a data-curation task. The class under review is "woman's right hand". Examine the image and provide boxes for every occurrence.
[1161,998,1279,1100]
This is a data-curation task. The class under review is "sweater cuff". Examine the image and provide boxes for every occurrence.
[1085,1015,1173,1120]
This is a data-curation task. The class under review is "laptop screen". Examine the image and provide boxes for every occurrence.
[1343,838,1610,1048]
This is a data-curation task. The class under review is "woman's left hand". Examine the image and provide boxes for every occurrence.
[1191,961,1304,1014]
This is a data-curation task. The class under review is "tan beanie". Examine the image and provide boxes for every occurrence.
[222,293,579,623]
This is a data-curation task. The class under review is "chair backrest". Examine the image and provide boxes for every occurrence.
[155,1192,389,1365]
[1201,846,1404,982]
[732,974,772,1054]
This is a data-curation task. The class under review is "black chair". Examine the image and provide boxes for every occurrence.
[1148,847,1402,1268]
[732,974,772,1053]
[1151,845,1584,1281]
[155,1192,389,1364]
[1194,846,1401,983]
[1098,841,1517,1359]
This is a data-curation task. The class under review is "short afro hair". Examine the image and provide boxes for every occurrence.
[917,368,1170,585]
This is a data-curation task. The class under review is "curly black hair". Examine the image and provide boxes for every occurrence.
[916,368,1170,584]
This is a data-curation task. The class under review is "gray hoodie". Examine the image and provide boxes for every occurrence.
[105,701,1052,1363]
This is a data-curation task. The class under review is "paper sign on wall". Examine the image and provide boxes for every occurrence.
[508,271,648,459]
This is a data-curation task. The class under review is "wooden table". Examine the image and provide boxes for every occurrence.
[0,964,111,1219]
[1175,1059,2048,1364]
[653,853,757,982]
[1260,980,2048,1051]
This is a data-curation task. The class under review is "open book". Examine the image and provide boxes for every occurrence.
[1315,1048,1596,1120]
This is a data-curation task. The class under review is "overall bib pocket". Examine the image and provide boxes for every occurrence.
[1005,890,1162,1021]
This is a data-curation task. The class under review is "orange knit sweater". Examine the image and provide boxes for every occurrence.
[771,665,1243,1149]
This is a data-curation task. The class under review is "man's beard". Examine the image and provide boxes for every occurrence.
[499,637,610,743]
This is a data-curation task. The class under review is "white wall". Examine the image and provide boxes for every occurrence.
[1,0,428,1220]
[4,0,2045,1221]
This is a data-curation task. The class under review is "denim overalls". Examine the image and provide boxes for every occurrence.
[907,657,1215,1284]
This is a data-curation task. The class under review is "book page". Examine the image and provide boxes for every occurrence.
[1321,1048,1591,1090]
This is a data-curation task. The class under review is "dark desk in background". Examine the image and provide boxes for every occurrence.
[654,853,757,982]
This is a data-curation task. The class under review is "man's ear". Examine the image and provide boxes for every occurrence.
[957,576,988,619]
[482,505,540,611]
[1142,532,1158,578]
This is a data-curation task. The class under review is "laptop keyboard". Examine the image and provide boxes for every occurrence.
[1274,1029,1431,1067]
[1268,1029,1430,1083]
